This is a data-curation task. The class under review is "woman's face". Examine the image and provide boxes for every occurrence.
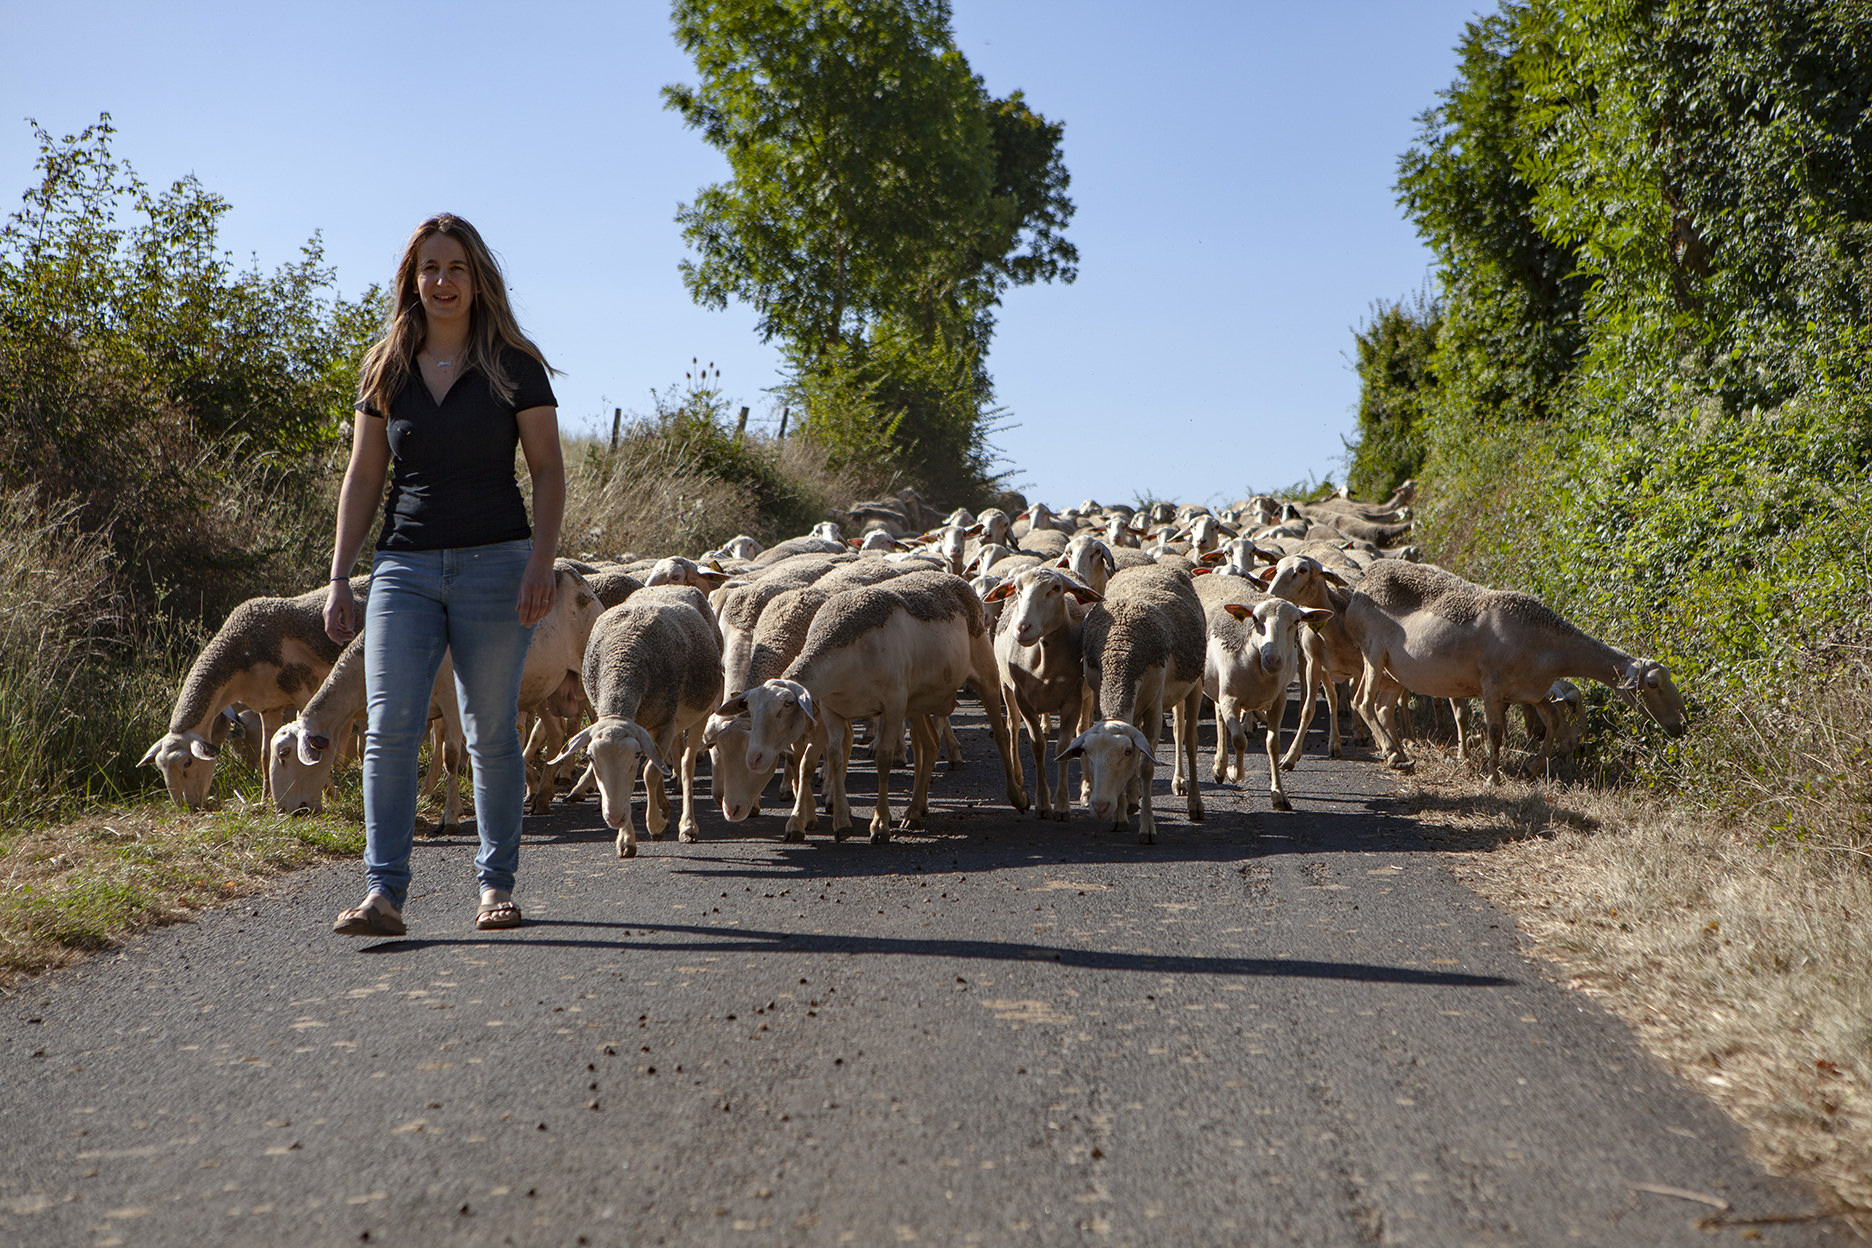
[415,233,474,328]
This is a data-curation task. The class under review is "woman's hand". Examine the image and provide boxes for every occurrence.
[326,579,357,644]
[517,556,557,627]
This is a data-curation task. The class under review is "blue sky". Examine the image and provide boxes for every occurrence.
[2,1,1486,509]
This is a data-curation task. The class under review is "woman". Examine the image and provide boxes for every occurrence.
[325,213,564,936]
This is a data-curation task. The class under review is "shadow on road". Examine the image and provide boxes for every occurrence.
[355,919,1517,986]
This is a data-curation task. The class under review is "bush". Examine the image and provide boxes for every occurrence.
[789,320,1009,509]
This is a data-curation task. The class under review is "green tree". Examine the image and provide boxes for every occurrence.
[1395,6,1587,426]
[663,0,1075,357]
[1346,293,1442,498]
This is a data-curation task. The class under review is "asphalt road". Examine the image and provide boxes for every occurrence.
[0,707,1847,1247]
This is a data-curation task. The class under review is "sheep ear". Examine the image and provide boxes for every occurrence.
[1223,602,1253,621]
[190,736,218,761]
[1322,569,1349,587]
[546,725,594,767]
[847,538,864,548]
[1053,555,1071,569]
[1124,725,1154,754]
[298,733,327,766]
[717,692,750,718]
[1299,607,1336,629]
[1058,730,1090,761]
[1100,548,1116,572]
[982,580,1016,603]
[138,741,163,767]
[1191,566,1212,577]
[1067,584,1104,604]
[1250,566,1277,585]
[632,725,673,777]
[1218,523,1238,537]
[795,689,817,724]
[1199,550,1227,565]
[964,523,984,537]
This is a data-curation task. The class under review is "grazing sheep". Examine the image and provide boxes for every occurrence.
[1069,564,1207,842]
[139,579,363,808]
[548,598,723,856]
[726,571,1027,842]
[1344,561,1686,780]
[515,569,606,814]
[986,567,1101,820]
[270,638,464,831]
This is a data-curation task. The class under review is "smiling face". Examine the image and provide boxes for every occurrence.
[414,232,474,332]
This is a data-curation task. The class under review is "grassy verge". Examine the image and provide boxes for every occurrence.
[0,755,448,989]
[1389,742,1872,1227]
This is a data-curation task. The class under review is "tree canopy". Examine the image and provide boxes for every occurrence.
[663,0,1076,357]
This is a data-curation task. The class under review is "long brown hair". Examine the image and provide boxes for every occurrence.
[357,213,554,417]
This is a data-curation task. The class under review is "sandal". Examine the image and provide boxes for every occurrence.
[476,900,523,930]
[333,902,406,937]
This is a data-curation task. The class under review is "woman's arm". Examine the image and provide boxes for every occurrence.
[325,414,391,644]
[515,405,565,627]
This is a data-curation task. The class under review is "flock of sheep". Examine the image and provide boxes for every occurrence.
[137,482,1689,850]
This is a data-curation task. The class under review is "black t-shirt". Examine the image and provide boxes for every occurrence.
[359,346,557,552]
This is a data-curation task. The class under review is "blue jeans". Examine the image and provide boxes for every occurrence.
[362,540,535,910]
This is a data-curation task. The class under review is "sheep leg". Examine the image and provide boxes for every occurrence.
[967,641,1029,814]
[567,763,596,803]
[1451,698,1472,763]
[258,708,287,804]
[1524,701,1560,778]
[645,757,671,839]
[825,714,854,840]
[677,733,703,843]
[1050,715,1073,823]
[1179,686,1204,822]
[1480,691,1508,784]
[1282,634,1325,769]
[940,713,962,771]
[870,707,904,843]
[903,715,938,831]
[1356,656,1412,772]
[783,737,821,841]
[1209,693,1232,785]
[1266,691,1293,811]
[1017,696,1053,818]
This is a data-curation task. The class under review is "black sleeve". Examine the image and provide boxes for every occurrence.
[507,348,558,412]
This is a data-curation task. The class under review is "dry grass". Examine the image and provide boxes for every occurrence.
[1391,746,1872,1225]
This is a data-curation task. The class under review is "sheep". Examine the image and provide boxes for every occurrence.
[967,507,1014,548]
[1017,527,1072,561]
[1257,554,1371,763]
[1343,561,1686,780]
[548,598,723,856]
[644,555,734,593]
[919,523,971,575]
[725,571,1027,842]
[715,553,856,695]
[269,637,464,831]
[515,569,606,813]
[707,559,938,824]
[580,568,644,610]
[752,535,850,565]
[1197,583,1333,809]
[702,534,764,562]
[849,530,908,553]
[985,567,1100,820]
[1065,564,1207,843]
[1057,535,1119,597]
[139,579,362,808]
